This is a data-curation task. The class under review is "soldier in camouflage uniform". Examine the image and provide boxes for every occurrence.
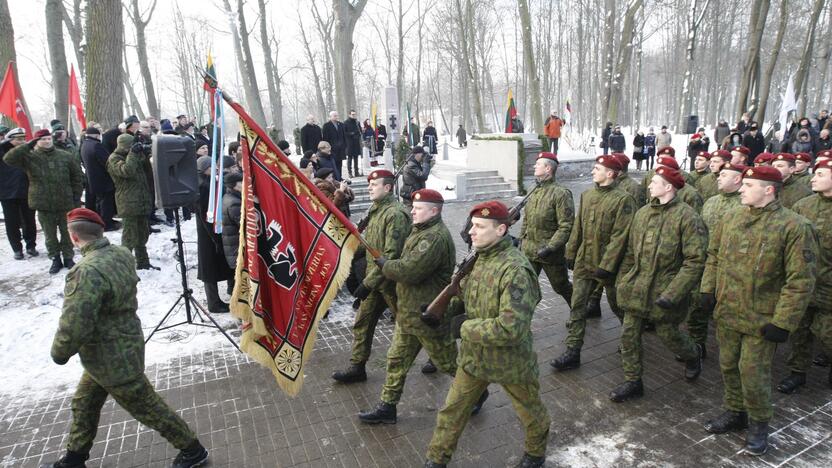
[777,159,832,393]
[333,169,411,383]
[652,155,704,212]
[694,151,719,201]
[44,208,207,468]
[772,153,813,209]
[4,129,83,274]
[358,189,458,424]
[552,155,636,371]
[106,134,158,270]
[753,152,774,166]
[730,145,750,166]
[425,201,549,468]
[791,152,813,187]
[641,146,696,193]
[519,152,574,306]
[701,166,816,456]
[610,167,706,402]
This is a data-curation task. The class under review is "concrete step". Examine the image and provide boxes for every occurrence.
[469,190,517,200]
[467,175,506,184]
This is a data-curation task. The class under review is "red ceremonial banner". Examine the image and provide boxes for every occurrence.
[0,62,33,138]
[229,102,359,396]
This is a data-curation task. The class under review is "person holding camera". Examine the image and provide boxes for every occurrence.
[106,134,158,270]
[400,146,431,207]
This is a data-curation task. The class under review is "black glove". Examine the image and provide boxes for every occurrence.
[52,354,69,365]
[760,323,789,343]
[700,293,716,313]
[131,142,145,154]
[373,256,387,268]
[354,283,371,300]
[566,258,575,270]
[654,296,673,309]
[536,246,556,259]
[27,138,39,149]
[450,314,468,339]
[594,268,613,280]
[352,298,362,310]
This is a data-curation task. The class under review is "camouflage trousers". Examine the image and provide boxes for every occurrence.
[427,368,550,464]
[787,307,832,373]
[565,277,622,350]
[621,312,698,381]
[121,215,150,267]
[587,280,624,317]
[67,371,196,454]
[685,278,708,345]
[380,327,457,404]
[350,286,398,365]
[531,259,573,306]
[717,323,777,422]
[38,210,73,259]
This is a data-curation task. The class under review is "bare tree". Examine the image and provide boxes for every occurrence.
[332,0,369,114]
[85,0,122,127]
[676,0,711,131]
[0,0,16,77]
[735,0,770,120]
[754,0,788,124]
[59,0,85,79]
[126,0,159,118]
[812,3,832,111]
[794,0,826,118]
[518,0,542,132]
[46,0,69,124]
[297,11,327,119]
[257,0,284,135]
[604,0,642,124]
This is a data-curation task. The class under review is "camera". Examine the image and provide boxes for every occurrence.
[133,131,153,155]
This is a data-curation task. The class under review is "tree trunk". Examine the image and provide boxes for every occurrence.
[85,0,122,128]
[813,3,832,111]
[46,0,69,125]
[395,0,405,107]
[518,0,543,132]
[458,0,485,132]
[332,0,368,114]
[59,0,85,79]
[257,0,282,134]
[677,0,711,131]
[794,0,825,118]
[605,0,642,124]
[298,12,327,119]
[236,0,267,125]
[0,0,16,76]
[129,0,159,118]
[755,0,788,124]
[735,0,769,121]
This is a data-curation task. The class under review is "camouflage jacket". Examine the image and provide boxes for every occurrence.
[382,215,455,336]
[780,175,813,209]
[792,170,811,187]
[701,200,817,335]
[51,238,145,386]
[3,143,83,211]
[792,194,832,310]
[519,177,574,262]
[701,190,742,232]
[617,196,708,322]
[362,193,411,290]
[617,173,646,207]
[688,170,705,186]
[566,184,636,279]
[107,134,152,216]
[458,237,541,384]
[677,184,704,213]
[695,172,719,201]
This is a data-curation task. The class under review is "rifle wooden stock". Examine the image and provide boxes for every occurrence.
[420,251,477,328]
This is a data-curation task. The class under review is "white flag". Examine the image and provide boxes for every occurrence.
[779,73,797,137]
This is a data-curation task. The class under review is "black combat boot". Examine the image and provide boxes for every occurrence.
[136,262,161,271]
[684,344,703,381]
[424,460,446,468]
[777,372,806,394]
[49,256,63,274]
[204,281,230,313]
[13,250,24,260]
[515,453,545,468]
[40,450,88,468]
[471,388,489,415]
[358,401,397,424]
[745,420,769,456]
[421,359,437,374]
[63,256,75,269]
[550,348,580,371]
[585,298,601,318]
[609,380,644,403]
[26,246,39,257]
[704,410,748,434]
[814,351,830,367]
[171,439,209,468]
[332,362,367,383]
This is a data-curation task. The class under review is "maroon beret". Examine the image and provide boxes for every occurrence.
[794,152,812,163]
[411,188,444,204]
[731,146,750,155]
[773,153,795,163]
[611,153,630,167]
[710,150,732,161]
[696,151,710,159]
[722,162,747,173]
[743,166,783,183]
[595,155,623,172]
[657,146,675,157]
[537,152,558,161]
[657,155,680,170]
[33,128,51,139]
[469,200,510,221]
[814,159,832,171]
[67,207,105,227]
[754,152,774,165]
[655,167,685,189]
[817,149,832,159]
[367,169,395,181]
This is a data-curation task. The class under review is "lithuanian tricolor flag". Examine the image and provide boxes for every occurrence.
[505,89,517,132]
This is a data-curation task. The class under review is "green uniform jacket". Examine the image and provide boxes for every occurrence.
[701,190,742,232]
[107,135,152,217]
[362,193,411,290]
[3,144,83,211]
[780,175,813,209]
[792,194,832,310]
[688,170,705,185]
[519,178,575,261]
[677,184,704,213]
[566,184,636,279]
[617,197,708,322]
[701,200,817,335]
[695,172,719,201]
[458,237,541,384]
[617,173,645,207]
[792,171,811,187]
[382,215,455,336]
[51,238,145,386]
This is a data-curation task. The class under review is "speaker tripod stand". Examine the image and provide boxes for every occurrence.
[145,208,240,351]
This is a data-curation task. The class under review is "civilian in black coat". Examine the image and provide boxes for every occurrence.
[80,128,117,229]
[321,111,346,177]
[300,116,323,154]
[0,129,37,257]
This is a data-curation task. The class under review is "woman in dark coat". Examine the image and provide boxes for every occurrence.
[632,131,646,171]
[196,148,234,313]
[423,121,438,154]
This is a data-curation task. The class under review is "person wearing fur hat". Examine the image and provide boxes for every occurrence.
[314,167,354,215]
[4,128,83,273]
[195,155,235,313]
[0,128,38,260]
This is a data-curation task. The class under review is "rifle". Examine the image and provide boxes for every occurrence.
[421,181,543,327]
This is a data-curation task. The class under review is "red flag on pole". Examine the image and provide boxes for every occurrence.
[68,65,86,129]
[0,62,33,138]
[228,98,361,396]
